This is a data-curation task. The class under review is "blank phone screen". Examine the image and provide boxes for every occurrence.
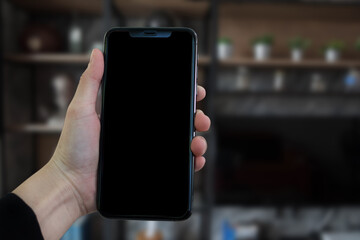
[98,29,196,219]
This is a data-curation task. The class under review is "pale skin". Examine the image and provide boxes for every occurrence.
[13,48,211,240]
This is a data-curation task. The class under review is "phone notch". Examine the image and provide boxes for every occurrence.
[144,30,156,36]
[129,30,172,38]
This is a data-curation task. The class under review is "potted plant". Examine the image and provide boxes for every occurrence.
[217,37,233,59]
[251,34,274,61]
[288,37,310,62]
[323,40,345,63]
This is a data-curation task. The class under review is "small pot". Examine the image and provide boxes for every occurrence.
[325,48,340,63]
[217,42,233,59]
[253,43,271,61]
[291,48,303,62]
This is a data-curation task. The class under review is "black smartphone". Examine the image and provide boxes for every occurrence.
[97,28,198,220]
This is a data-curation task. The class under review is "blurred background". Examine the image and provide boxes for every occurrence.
[1,0,360,239]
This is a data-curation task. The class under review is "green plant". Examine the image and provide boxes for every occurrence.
[323,40,346,51]
[288,37,311,50]
[251,34,274,46]
[218,37,232,44]
[356,38,360,51]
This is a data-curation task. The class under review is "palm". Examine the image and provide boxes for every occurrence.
[51,49,210,214]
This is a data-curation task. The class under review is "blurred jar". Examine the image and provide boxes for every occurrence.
[344,68,360,92]
[288,37,310,62]
[325,48,340,63]
[218,37,233,60]
[69,24,83,53]
[235,67,249,91]
[223,220,260,240]
[273,70,285,92]
[253,43,271,61]
[291,48,303,62]
[136,222,163,240]
[310,73,327,93]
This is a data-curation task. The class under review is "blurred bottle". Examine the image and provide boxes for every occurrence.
[136,221,163,240]
[310,73,326,93]
[273,69,285,92]
[344,68,360,92]
[235,67,250,91]
[69,24,83,53]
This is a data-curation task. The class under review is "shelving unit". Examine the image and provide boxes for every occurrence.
[218,2,360,60]
[211,5,360,237]
[209,4,360,235]
[8,123,63,134]
[1,0,217,239]
[7,53,360,69]
[219,57,360,69]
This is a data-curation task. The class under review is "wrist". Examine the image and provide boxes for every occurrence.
[50,158,89,215]
[13,160,83,240]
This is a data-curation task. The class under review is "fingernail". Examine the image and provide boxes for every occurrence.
[197,109,204,114]
[89,49,95,64]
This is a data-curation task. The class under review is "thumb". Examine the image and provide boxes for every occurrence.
[73,48,104,105]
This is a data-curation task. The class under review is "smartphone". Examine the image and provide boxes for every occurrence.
[97,28,198,220]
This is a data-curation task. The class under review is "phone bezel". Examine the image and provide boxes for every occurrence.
[96,27,198,220]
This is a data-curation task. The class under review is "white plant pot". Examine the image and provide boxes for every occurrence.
[217,43,233,59]
[253,43,271,61]
[325,48,340,63]
[291,48,303,62]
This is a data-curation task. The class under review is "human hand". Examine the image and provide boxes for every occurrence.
[13,49,210,240]
[52,48,210,213]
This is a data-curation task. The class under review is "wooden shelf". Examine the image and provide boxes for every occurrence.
[5,53,211,66]
[216,91,360,97]
[114,0,210,18]
[215,112,360,118]
[219,57,360,69]
[8,124,63,134]
[4,53,90,65]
